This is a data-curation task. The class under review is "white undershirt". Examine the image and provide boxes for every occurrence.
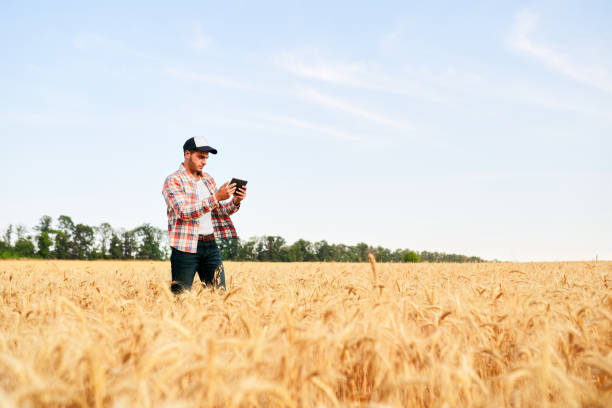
[196,178,214,235]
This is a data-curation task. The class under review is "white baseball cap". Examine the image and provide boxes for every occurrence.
[182,136,218,154]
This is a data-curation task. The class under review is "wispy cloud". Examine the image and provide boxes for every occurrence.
[255,114,364,142]
[276,51,455,105]
[276,51,367,87]
[278,49,611,121]
[509,11,612,95]
[299,88,416,131]
[169,59,414,132]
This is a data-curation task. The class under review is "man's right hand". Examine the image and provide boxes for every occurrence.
[215,182,236,202]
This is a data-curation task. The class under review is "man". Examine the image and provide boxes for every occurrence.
[162,136,246,293]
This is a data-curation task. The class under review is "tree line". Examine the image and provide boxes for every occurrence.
[0,215,484,263]
[0,215,166,260]
[217,236,483,263]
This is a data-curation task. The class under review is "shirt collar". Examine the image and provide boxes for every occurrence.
[179,163,208,181]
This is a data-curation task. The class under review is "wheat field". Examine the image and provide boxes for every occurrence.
[0,259,610,407]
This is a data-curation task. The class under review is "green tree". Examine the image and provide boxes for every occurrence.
[333,244,352,262]
[353,242,370,262]
[2,224,13,247]
[34,215,52,233]
[121,229,138,259]
[36,232,53,258]
[286,239,316,262]
[375,246,393,262]
[16,225,27,241]
[14,238,35,257]
[1,225,14,258]
[419,251,433,262]
[58,215,75,233]
[0,239,9,254]
[238,238,258,261]
[34,215,54,259]
[314,240,334,262]
[218,239,241,261]
[14,225,35,258]
[73,224,95,259]
[390,249,401,262]
[135,223,164,260]
[109,233,122,259]
[402,250,420,263]
[256,236,286,261]
[96,222,114,259]
[54,231,71,259]
[55,215,75,259]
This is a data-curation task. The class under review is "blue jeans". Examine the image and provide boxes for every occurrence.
[170,240,226,293]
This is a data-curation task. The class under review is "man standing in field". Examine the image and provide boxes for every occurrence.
[162,137,246,293]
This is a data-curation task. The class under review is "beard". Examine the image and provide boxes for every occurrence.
[188,158,203,176]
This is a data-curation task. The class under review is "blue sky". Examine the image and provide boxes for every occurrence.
[1,1,610,261]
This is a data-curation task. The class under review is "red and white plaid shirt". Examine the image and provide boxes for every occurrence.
[162,164,240,253]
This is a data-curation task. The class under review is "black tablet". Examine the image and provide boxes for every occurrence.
[230,178,248,195]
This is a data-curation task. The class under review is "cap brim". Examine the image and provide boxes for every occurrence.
[195,146,218,154]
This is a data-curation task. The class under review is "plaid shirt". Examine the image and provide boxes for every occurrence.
[162,164,240,253]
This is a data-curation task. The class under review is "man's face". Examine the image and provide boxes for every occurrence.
[185,150,209,173]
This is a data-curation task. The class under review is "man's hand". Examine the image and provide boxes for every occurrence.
[215,182,236,202]
[233,185,247,205]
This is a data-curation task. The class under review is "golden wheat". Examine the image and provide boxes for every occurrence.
[0,259,610,407]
